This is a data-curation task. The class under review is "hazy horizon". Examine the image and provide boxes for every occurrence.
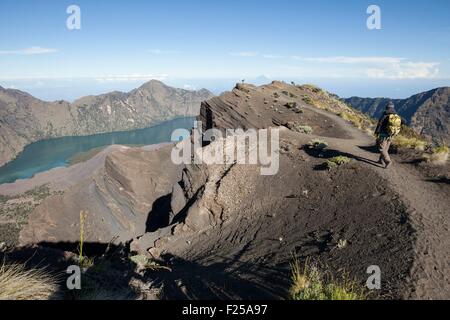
[1,76,449,102]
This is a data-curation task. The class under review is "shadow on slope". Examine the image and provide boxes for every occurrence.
[151,253,289,300]
[303,146,382,170]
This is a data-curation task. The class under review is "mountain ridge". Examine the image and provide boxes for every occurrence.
[344,87,450,144]
[0,80,214,167]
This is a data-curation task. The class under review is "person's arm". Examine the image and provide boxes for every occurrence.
[374,115,385,135]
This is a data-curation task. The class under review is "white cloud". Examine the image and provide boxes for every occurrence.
[367,62,440,79]
[302,56,404,64]
[148,49,179,55]
[0,46,58,55]
[262,54,284,59]
[94,74,168,83]
[299,56,440,79]
[229,51,259,57]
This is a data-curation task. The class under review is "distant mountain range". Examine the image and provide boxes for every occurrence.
[344,87,450,144]
[0,80,214,167]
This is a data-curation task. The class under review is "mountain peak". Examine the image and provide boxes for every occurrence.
[138,79,167,91]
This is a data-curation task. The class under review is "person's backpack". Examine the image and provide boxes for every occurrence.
[386,114,402,136]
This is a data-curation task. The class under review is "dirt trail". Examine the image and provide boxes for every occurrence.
[303,104,450,299]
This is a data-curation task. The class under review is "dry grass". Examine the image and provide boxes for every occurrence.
[392,135,428,151]
[0,261,58,300]
[338,110,374,131]
[423,145,449,164]
[130,254,172,272]
[289,259,365,300]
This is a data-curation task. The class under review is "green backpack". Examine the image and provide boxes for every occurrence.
[386,114,402,136]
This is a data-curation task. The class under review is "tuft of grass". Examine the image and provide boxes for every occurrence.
[286,122,312,134]
[306,139,328,150]
[296,125,313,134]
[130,254,172,272]
[77,211,92,269]
[423,145,449,164]
[0,261,58,300]
[338,111,367,129]
[289,259,365,300]
[284,102,298,109]
[324,156,351,170]
[392,135,428,151]
[300,84,322,93]
[302,95,314,105]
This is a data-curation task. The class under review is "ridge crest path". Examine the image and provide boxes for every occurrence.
[306,104,450,299]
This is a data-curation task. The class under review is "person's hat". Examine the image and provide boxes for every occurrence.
[386,101,396,113]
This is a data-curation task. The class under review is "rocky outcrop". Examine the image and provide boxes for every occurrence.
[0,80,214,167]
[344,87,450,144]
[128,82,416,298]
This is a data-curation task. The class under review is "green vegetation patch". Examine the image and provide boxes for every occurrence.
[324,156,351,170]
[422,145,449,164]
[306,139,328,150]
[289,259,365,300]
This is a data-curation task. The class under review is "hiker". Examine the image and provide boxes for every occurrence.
[374,102,404,168]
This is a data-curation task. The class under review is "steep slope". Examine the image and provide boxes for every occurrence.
[344,87,450,144]
[139,82,448,299]
[0,81,213,166]
[19,144,183,245]
[8,81,449,299]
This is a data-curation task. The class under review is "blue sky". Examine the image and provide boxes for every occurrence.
[0,0,449,100]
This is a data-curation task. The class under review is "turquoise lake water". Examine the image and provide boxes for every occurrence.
[0,117,195,184]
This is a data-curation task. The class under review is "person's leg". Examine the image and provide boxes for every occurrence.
[377,137,385,165]
[380,137,392,167]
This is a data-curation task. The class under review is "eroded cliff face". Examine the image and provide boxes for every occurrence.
[0,81,214,166]
[19,144,183,245]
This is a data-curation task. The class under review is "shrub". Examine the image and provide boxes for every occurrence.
[302,96,314,105]
[289,259,365,300]
[306,139,328,150]
[297,125,313,134]
[324,156,351,170]
[423,145,449,164]
[284,102,297,109]
[286,122,312,134]
[0,261,58,300]
[433,145,449,154]
[392,135,428,151]
[301,84,322,93]
[130,254,172,272]
[338,111,364,129]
